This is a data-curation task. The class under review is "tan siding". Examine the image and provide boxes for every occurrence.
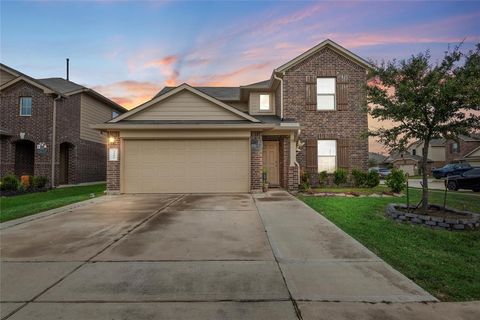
[429,146,446,162]
[249,92,275,115]
[0,69,17,86]
[80,93,114,143]
[129,90,244,121]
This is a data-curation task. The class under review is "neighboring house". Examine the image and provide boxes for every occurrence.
[463,146,480,167]
[406,138,446,168]
[368,152,387,167]
[0,63,127,186]
[445,134,480,164]
[93,39,371,194]
[384,152,433,176]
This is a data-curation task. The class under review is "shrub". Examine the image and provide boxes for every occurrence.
[351,169,367,187]
[32,176,49,189]
[385,168,407,193]
[318,171,328,187]
[366,170,380,188]
[299,171,311,191]
[333,169,348,186]
[0,174,20,192]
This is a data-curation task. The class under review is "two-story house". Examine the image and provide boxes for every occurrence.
[0,63,127,186]
[92,39,371,193]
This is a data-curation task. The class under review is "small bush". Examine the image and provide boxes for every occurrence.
[318,171,328,187]
[333,169,348,186]
[299,171,311,192]
[366,170,380,188]
[351,169,367,187]
[0,174,20,192]
[385,168,406,193]
[32,176,49,189]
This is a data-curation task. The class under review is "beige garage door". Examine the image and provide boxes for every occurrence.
[398,164,415,176]
[123,139,249,193]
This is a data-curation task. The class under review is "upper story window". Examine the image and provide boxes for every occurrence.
[19,97,32,116]
[451,142,459,153]
[112,110,119,119]
[316,78,336,110]
[259,94,270,111]
[318,140,337,173]
[412,149,416,155]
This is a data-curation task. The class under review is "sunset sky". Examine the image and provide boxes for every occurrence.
[2,0,480,153]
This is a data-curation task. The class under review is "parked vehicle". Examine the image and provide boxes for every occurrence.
[432,162,472,179]
[369,167,391,178]
[445,168,480,192]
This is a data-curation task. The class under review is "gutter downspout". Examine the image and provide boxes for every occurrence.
[51,94,61,188]
[273,72,284,119]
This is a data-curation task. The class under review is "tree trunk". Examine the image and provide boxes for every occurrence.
[421,140,430,212]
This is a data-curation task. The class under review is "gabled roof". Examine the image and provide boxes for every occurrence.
[275,39,373,73]
[111,83,260,123]
[0,64,126,112]
[464,146,480,158]
[156,86,241,101]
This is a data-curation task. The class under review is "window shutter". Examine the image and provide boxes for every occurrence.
[305,76,317,110]
[337,138,350,169]
[336,74,349,111]
[306,138,317,171]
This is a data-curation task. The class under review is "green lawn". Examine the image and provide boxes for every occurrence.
[0,184,106,223]
[300,188,480,302]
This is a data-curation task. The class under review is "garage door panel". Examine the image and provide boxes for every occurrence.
[123,139,249,193]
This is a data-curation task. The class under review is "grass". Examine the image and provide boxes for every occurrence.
[300,188,480,302]
[0,184,106,223]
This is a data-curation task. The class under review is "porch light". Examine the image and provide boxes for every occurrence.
[108,136,116,144]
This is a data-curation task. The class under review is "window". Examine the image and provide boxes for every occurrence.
[112,111,119,119]
[412,149,416,155]
[19,97,32,116]
[451,142,459,153]
[316,78,336,110]
[259,94,270,111]
[317,140,337,172]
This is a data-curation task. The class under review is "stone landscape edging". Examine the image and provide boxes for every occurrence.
[386,203,480,231]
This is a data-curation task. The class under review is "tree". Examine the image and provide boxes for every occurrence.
[367,43,480,211]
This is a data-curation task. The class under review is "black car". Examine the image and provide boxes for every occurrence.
[445,168,480,192]
[432,162,472,179]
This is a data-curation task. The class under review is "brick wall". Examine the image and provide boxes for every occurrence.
[0,80,108,186]
[106,131,120,193]
[445,139,480,163]
[282,47,369,186]
[250,131,263,192]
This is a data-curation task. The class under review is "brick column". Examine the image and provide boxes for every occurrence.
[287,165,299,192]
[106,131,120,194]
[250,131,263,193]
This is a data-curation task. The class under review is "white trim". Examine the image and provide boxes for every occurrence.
[464,146,480,158]
[110,83,260,123]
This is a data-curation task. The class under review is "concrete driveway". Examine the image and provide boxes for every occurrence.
[2,191,476,319]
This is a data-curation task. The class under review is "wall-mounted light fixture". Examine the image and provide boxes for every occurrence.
[108,136,116,144]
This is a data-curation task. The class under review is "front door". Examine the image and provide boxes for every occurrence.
[263,141,279,186]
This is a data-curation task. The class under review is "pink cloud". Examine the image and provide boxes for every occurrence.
[93,80,160,109]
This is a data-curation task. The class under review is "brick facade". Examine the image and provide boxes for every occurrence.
[0,80,108,186]
[282,47,369,186]
[250,131,263,192]
[445,139,480,163]
[106,131,120,193]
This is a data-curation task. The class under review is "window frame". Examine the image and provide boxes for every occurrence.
[317,139,337,173]
[19,97,32,116]
[316,77,336,111]
[259,94,270,111]
[451,142,460,153]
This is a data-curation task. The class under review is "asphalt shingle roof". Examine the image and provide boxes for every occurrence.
[36,78,85,94]
[156,86,240,100]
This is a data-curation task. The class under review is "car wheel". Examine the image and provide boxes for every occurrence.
[447,181,458,191]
